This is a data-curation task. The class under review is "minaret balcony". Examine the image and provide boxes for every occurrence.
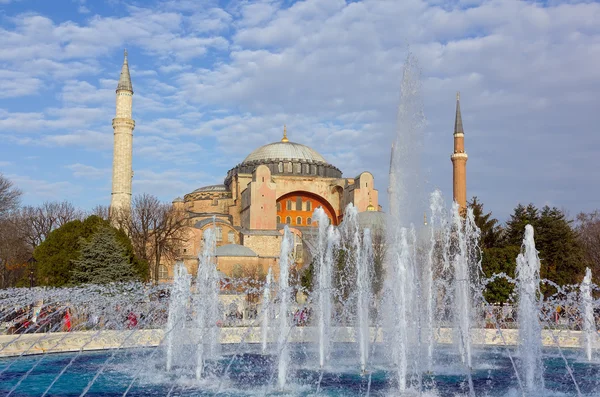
[451,152,468,160]
[112,118,136,129]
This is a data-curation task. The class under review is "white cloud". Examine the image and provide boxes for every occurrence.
[0,0,598,217]
[66,163,110,179]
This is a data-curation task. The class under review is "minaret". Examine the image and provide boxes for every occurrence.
[451,92,468,214]
[110,49,135,219]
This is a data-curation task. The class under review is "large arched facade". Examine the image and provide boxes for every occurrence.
[276,191,338,227]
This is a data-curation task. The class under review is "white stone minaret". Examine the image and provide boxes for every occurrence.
[110,50,135,218]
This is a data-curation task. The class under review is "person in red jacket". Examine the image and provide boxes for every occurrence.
[63,308,72,332]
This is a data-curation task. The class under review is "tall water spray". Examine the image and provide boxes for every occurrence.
[386,50,426,391]
[342,204,373,373]
[391,227,417,391]
[165,262,191,372]
[358,228,373,373]
[581,267,596,362]
[451,202,474,369]
[277,227,294,389]
[516,224,544,392]
[313,207,338,368]
[261,267,273,353]
[195,226,220,379]
[424,190,445,371]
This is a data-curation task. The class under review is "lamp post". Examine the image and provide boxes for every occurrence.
[27,257,36,288]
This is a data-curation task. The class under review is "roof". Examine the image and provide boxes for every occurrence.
[215,244,258,257]
[242,141,328,165]
[454,91,463,135]
[116,49,133,92]
[357,210,386,231]
[192,184,228,193]
[240,229,283,236]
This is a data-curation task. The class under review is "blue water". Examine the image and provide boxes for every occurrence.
[1,345,599,396]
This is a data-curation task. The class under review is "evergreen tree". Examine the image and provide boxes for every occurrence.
[481,246,520,304]
[34,215,146,286]
[71,226,137,285]
[34,216,103,286]
[535,206,585,288]
[504,203,540,246]
[468,196,502,248]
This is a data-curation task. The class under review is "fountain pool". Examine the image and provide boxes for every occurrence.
[2,345,600,396]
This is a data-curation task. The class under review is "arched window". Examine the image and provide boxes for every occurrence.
[215,227,222,242]
[287,200,292,210]
[228,230,235,243]
[285,216,291,224]
[306,201,312,212]
[307,217,312,225]
[277,202,281,211]
[158,264,169,281]
[276,216,281,224]
[296,216,302,225]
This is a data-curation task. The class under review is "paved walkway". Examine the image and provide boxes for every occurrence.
[0,327,595,358]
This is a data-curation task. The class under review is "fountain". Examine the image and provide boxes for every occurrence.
[516,224,544,393]
[1,52,599,397]
[261,266,273,353]
[581,267,596,362]
[165,262,191,372]
[276,226,293,389]
[313,207,335,369]
[194,226,220,379]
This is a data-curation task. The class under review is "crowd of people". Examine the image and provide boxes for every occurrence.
[0,304,166,335]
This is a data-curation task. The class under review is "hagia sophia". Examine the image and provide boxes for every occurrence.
[109,51,467,283]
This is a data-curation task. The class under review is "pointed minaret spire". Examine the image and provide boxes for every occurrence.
[454,91,463,135]
[451,91,468,215]
[116,49,133,93]
[281,124,289,142]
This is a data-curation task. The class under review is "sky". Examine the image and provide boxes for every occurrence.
[0,0,598,223]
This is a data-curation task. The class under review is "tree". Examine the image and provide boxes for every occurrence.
[0,173,21,217]
[0,215,30,288]
[481,246,520,304]
[17,201,84,249]
[535,206,585,288]
[90,204,110,221]
[34,215,146,286]
[503,203,539,247]
[576,211,600,278]
[115,194,187,283]
[34,216,104,286]
[71,226,137,285]
[502,203,585,294]
[468,196,502,249]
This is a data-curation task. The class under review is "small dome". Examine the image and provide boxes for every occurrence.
[172,197,184,203]
[192,184,228,193]
[242,141,328,165]
[215,244,258,257]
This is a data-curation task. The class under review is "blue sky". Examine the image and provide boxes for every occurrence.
[0,0,599,222]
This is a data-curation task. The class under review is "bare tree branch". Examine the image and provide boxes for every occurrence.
[117,194,188,283]
[0,173,21,218]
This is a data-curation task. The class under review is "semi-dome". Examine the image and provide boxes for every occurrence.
[192,184,228,193]
[242,141,327,165]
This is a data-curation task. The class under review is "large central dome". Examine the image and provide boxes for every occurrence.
[223,129,342,188]
[242,141,327,164]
